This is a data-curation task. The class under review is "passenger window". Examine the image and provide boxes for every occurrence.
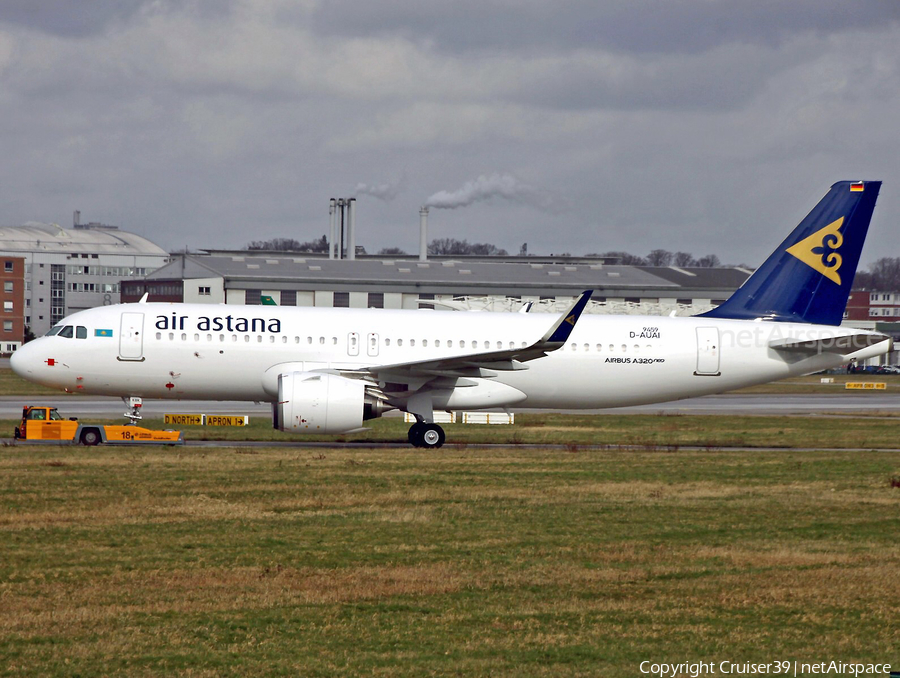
[244,335,250,343]
[168,332,174,340]
[319,337,325,344]
[597,344,602,352]
[410,339,415,347]
[58,326,74,339]
[435,340,440,347]
[156,332,162,340]
[422,339,428,347]
[447,340,453,348]
[385,338,391,347]
[398,339,403,347]
[182,333,187,341]
[460,340,466,348]
[76,326,87,339]
[584,343,589,352]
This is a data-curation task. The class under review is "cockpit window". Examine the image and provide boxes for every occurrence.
[58,326,74,339]
[45,326,62,336]
[76,326,87,339]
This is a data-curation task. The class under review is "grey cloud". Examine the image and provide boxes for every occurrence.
[308,0,900,56]
[0,0,231,37]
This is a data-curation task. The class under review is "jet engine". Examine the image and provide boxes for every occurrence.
[274,371,388,434]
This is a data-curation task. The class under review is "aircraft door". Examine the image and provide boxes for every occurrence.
[694,327,720,376]
[367,333,379,357]
[348,332,360,356]
[119,312,145,361]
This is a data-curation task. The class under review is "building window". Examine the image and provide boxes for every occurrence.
[333,292,350,308]
[3,282,12,292]
[281,290,297,306]
[368,293,384,309]
[198,287,211,296]
[4,261,12,272]
[3,301,12,312]
[245,289,261,305]
[3,321,12,332]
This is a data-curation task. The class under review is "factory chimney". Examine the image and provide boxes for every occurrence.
[347,198,357,260]
[328,199,336,259]
[419,207,429,261]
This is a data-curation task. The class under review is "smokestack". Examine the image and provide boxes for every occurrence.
[419,207,429,261]
[73,210,81,228]
[328,199,336,260]
[347,198,356,261]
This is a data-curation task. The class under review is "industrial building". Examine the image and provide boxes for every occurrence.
[121,250,753,316]
[1,256,26,354]
[0,219,170,336]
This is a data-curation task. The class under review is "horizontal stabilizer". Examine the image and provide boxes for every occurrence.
[769,333,891,355]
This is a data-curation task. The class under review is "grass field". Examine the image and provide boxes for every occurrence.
[2,368,899,676]
[1,444,899,676]
[5,411,900,449]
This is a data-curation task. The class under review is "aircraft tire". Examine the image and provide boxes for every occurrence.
[408,422,424,447]
[419,423,445,449]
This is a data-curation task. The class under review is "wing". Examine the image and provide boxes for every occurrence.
[340,290,593,389]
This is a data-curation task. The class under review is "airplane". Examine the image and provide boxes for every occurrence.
[10,180,891,448]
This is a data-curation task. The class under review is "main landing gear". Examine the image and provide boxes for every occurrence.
[408,421,445,449]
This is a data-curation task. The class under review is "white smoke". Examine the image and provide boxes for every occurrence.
[424,173,565,213]
[353,180,403,201]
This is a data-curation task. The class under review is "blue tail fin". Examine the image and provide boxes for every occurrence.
[701,180,881,326]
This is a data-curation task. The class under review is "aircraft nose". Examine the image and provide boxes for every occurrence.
[10,339,40,379]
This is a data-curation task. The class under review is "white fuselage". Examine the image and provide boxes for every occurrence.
[10,303,886,409]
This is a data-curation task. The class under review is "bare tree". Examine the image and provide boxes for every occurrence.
[647,249,674,266]
[246,236,328,253]
[862,257,900,290]
[695,254,721,268]
[428,238,507,256]
[674,251,696,267]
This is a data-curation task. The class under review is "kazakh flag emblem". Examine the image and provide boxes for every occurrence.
[95,329,114,337]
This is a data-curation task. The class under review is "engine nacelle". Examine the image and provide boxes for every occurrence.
[276,371,369,434]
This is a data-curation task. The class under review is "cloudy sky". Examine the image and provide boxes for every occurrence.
[1,0,899,266]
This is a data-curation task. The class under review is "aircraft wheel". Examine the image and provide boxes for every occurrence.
[408,422,425,447]
[419,423,445,449]
[80,428,101,446]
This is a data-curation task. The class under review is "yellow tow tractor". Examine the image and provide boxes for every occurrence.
[14,405,184,446]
